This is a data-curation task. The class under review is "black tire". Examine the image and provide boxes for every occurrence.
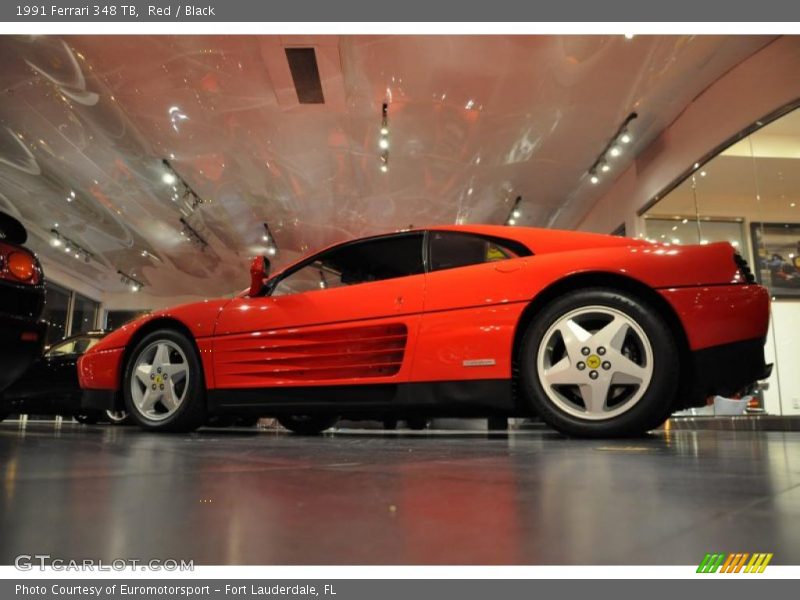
[235,416,261,427]
[278,415,337,436]
[74,413,99,425]
[122,329,207,433]
[519,288,679,438]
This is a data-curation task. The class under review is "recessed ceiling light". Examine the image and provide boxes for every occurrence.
[609,146,622,157]
[379,138,389,150]
[162,172,177,185]
[600,162,610,173]
[380,127,388,135]
[620,131,632,144]
[590,174,600,184]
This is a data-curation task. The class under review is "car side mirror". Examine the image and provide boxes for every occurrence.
[249,256,271,296]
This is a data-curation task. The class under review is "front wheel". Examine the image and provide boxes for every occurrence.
[519,288,679,438]
[278,415,338,436]
[122,329,206,432]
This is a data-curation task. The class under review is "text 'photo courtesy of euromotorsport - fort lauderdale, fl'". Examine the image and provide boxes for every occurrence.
[3,0,800,598]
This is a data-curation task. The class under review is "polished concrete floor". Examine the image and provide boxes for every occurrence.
[1,420,800,565]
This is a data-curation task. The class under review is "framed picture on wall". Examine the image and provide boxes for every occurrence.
[750,222,800,298]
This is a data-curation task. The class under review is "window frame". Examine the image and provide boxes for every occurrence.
[262,229,533,298]
[425,230,533,273]
[265,231,428,297]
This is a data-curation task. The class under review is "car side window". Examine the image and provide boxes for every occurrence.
[428,231,528,272]
[271,233,425,297]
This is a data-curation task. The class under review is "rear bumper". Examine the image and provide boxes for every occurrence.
[688,337,771,405]
[0,314,46,392]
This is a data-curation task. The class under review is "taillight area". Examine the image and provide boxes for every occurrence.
[8,251,35,281]
[0,242,41,285]
[733,252,756,284]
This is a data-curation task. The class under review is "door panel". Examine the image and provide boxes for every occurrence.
[410,233,534,383]
[213,274,425,388]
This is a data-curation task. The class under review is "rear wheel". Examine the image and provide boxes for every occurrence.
[278,415,337,436]
[519,288,678,437]
[123,329,206,432]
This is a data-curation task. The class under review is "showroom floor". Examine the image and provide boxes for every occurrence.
[1,421,799,565]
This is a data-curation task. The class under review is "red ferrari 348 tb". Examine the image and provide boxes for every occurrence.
[78,225,771,437]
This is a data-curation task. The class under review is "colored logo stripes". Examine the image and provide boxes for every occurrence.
[697,552,773,573]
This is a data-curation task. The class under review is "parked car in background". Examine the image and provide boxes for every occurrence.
[0,211,46,400]
[78,225,772,438]
[0,331,127,424]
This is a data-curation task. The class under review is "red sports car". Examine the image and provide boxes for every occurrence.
[78,225,771,437]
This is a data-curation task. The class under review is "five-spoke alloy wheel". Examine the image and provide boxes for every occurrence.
[520,288,678,437]
[123,329,206,432]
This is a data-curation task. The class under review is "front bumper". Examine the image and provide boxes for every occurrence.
[0,314,46,392]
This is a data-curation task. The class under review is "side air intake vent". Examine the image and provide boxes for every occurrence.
[285,48,325,104]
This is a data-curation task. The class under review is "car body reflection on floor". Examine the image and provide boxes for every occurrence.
[1,421,799,565]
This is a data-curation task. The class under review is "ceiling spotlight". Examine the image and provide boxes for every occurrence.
[609,145,622,157]
[66,196,73,203]
[131,284,140,292]
[620,131,632,144]
[507,218,516,225]
[380,164,388,173]
[73,252,80,259]
[266,246,277,256]
[64,245,72,253]
[379,138,389,150]
[512,209,521,218]
[380,127,389,135]
[624,34,635,40]
[600,162,611,173]
[51,237,62,248]
[590,174,600,185]
[70,190,76,198]
[162,172,177,185]
[700,170,707,177]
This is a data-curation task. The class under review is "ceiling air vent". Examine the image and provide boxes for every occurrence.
[285,48,325,104]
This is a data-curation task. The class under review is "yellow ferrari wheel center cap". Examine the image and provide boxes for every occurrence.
[586,355,601,369]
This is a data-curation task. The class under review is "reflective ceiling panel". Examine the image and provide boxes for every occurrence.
[0,35,774,296]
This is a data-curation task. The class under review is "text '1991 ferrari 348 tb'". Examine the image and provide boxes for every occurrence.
[78,225,772,437]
